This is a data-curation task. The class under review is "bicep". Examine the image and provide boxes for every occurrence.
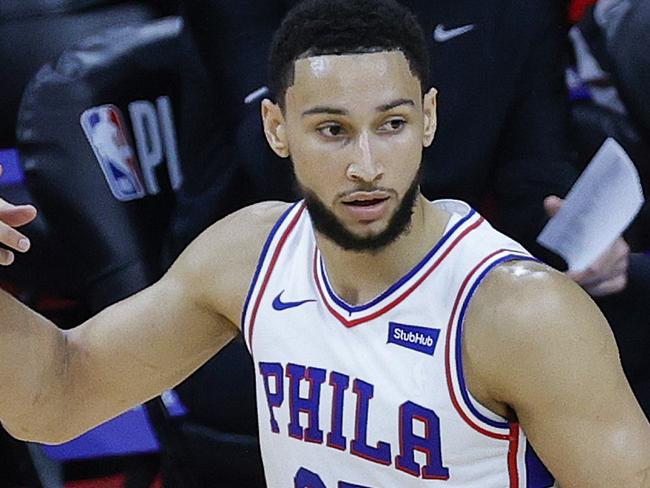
[62,271,238,440]
[511,310,649,487]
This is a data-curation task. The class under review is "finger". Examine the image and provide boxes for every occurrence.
[576,258,624,285]
[0,199,37,214]
[609,244,630,275]
[0,221,30,253]
[574,267,625,289]
[600,238,630,264]
[566,262,603,285]
[568,238,630,286]
[583,274,628,297]
[566,269,589,284]
[569,260,627,288]
[0,249,14,266]
[612,238,630,262]
[543,195,563,218]
[0,203,37,227]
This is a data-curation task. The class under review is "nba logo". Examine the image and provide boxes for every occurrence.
[80,105,146,201]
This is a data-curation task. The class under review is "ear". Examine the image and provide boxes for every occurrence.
[422,87,438,148]
[261,99,290,158]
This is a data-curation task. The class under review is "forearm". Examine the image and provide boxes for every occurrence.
[0,289,69,443]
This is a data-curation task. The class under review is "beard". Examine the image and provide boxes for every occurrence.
[299,170,421,253]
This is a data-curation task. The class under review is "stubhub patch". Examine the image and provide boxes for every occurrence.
[387,322,441,356]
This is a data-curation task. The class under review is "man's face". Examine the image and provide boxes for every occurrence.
[263,50,437,250]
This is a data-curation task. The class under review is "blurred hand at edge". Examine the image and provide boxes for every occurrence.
[544,195,630,297]
[0,165,37,266]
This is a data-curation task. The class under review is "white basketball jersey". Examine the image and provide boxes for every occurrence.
[242,200,555,488]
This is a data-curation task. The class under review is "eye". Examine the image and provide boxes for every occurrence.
[316,123,346,139]
[379,118,406,133]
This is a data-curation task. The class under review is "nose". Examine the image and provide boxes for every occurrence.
[346,131,384,183]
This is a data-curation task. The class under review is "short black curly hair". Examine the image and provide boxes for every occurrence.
[269,0,429,108]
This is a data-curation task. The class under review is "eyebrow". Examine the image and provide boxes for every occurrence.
[301,98,415,118]
[377,98,415,112]
[302,106,349,117]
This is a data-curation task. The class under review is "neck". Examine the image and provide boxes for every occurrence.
[314,195,450,305]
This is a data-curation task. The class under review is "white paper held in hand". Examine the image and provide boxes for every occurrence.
[537,138,644,272]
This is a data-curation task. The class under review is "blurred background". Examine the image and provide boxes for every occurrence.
[1,0,649,486]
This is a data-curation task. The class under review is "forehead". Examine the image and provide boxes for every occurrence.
[286,50,422,112]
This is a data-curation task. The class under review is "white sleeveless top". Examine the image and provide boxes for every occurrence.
[242,200,554,488]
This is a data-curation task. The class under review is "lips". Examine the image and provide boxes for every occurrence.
[344,197,389,207]
[342,191,390,204]
[341,192,390,222]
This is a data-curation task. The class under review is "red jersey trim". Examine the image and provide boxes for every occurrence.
[313,216,485,328]
[444,249,512,440]
[246,205,306,351]
[508,423,521,488]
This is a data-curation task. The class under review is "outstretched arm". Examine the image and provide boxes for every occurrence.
[464,261,650,487]
[0,198,287,444]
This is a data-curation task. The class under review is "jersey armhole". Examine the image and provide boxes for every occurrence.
[445,249,540,438]
[240,202,305,352]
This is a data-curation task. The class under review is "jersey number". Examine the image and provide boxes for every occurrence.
[294,467,372,487]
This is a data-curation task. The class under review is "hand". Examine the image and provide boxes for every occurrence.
[544,195,630,296]
[0,166,37,265]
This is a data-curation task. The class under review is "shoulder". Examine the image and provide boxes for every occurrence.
[166,201,293,324]
[469,259,609,338]
[195,200,291,256]
[464,258,619,404]
[462,263,650,485]
[465,259,614,362]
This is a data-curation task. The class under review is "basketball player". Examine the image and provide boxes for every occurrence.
[0,0,648,486]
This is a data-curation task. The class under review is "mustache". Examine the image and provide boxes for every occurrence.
[336,185,393,198]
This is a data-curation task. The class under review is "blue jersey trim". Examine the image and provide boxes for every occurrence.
[319,209,477,313]
[240,202,301,348]
[455,253,540,429]
[526,441,555,487]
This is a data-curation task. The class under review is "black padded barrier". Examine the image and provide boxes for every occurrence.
[16,17,187,310]
[0,0,170,295]
[0,0,166,147]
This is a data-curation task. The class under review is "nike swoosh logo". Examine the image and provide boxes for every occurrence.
[433,23,476,42]
[272,290,316,311]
